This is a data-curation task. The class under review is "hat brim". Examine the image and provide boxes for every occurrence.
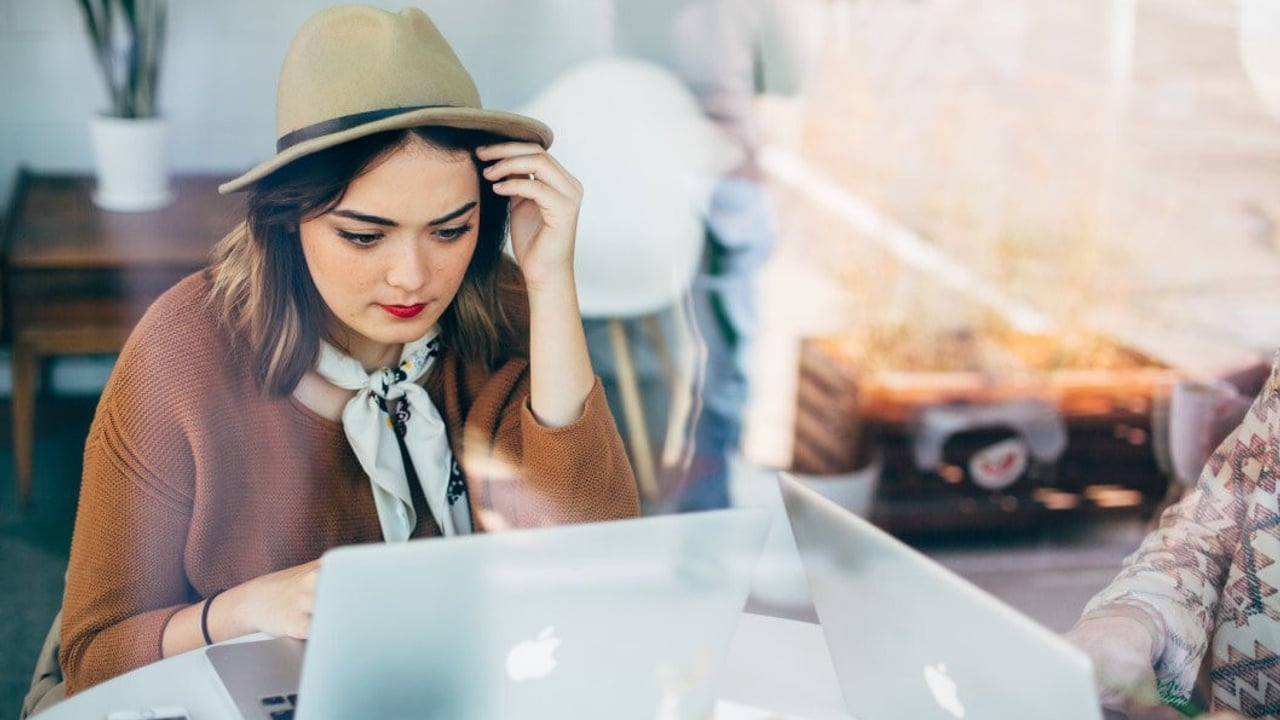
[218,107,553,194]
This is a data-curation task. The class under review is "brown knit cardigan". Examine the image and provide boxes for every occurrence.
[60,271,639,694]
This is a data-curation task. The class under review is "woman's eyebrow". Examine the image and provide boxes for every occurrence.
[331,209,398,227]
[330,201,477,227]
[427,201,477,226]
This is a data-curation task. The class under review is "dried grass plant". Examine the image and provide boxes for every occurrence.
[77,0,168,118]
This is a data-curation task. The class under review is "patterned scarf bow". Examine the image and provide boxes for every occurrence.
[314,328,471,541]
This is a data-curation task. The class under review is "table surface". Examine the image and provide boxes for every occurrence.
[4,173,242,269]
[0,170,244,340]
[30,612,852,720]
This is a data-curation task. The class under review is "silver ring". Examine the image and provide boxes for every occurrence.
[528,172,537,182]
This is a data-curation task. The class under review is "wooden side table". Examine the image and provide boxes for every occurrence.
[0,168,243,508]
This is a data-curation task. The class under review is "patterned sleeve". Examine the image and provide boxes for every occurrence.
[1080,354,1280,697]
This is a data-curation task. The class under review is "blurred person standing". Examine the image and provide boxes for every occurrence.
[608,0,803,511]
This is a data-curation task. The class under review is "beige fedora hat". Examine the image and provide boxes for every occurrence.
[219,5,553,194]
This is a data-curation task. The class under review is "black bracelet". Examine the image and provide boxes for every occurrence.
[201,589,225,646]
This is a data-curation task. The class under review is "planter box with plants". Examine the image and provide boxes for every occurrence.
[792,330,1182,537]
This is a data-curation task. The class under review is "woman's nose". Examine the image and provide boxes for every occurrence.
[385,240,429,291]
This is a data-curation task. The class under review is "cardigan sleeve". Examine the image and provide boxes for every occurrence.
[60,310,200,695]
[456,357,640,530]
[1079,354,1280,698]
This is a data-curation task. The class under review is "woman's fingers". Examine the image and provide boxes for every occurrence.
[488,157,581,236]
[476,141,543,156]
[491,176,573,223]
[487,161,581,199]
[241,558,320,639]
[478,141,582,286]
[485,159,580,200]
[476,141,547,162]
[478,144,582,198]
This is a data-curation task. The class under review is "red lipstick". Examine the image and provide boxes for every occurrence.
[380,304,426,319]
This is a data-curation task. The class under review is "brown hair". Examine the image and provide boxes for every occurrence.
[210,126,526,396]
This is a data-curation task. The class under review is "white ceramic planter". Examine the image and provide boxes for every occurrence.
[89,115,173,212]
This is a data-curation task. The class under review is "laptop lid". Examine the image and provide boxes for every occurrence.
[777,472,1102,720]
[267,508,769,720]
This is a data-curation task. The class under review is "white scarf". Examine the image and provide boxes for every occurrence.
[314,328,472,541]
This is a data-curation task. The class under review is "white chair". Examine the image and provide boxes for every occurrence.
[520,57,741,500]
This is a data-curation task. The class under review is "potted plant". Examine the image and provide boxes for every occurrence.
[77,0,171,211]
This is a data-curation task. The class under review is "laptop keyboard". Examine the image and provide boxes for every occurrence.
[260,693,299,719]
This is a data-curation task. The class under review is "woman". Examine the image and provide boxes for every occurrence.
[52,4,638,699]
[1066,355,1280,719]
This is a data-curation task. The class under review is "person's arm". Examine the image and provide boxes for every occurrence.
[524,276,594,427]
[160,559,319,657]
[478,141,593,428]
[1068,355,1280,710]
[442,348,639,530]
[61,293,324,693]
[67,391,329,682]
[60,325,198,694]
[447,143,638,528]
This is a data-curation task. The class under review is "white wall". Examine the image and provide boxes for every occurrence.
[0,0,810,202]
[0,0,622,203]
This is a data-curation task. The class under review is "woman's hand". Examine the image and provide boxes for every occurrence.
[161,558,319,657]
[1066,613,1183,719]
[477,142,584,291]
[231,558,320,640]
[475,141,594,427]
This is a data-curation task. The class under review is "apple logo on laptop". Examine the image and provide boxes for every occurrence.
[505,626,560,682]
[923,662,966,718]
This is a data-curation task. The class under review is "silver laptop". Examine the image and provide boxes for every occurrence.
[206,508,770,719]
[777,473,1102,720]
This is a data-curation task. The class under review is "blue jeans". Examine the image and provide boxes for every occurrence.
[678,177,776,512]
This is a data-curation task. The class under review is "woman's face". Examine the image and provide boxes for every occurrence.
[300,135,481,370]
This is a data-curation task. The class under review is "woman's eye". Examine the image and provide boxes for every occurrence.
[336,229,382,247]
[436,224,472,241]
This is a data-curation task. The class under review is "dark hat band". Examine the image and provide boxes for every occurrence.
[276,105,448,151]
